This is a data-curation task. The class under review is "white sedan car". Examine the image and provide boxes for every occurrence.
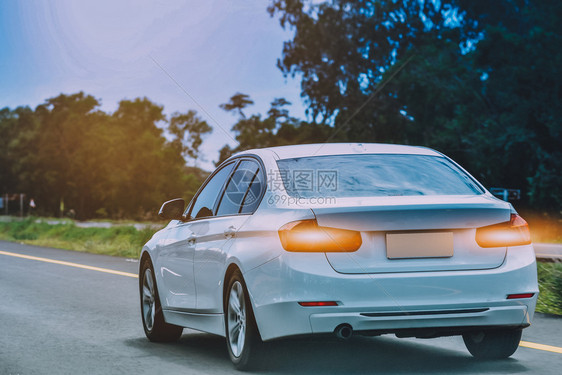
[139,143,538,370]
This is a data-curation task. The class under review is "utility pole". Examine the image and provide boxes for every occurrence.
[20,194,24,217]
[4,193,7,215]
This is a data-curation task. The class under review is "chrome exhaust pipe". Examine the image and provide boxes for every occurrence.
[335,324,353,340]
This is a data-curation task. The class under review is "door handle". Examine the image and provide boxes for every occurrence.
[224,225,237,239]
[187,234,196,245]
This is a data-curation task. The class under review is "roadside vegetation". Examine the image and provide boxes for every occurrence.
[536,262,562,316]
[0,218,160,258]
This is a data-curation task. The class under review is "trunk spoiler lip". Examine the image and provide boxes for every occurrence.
[308,194,510,212]
[309,195,512,232]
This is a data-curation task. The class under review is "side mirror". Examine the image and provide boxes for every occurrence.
[158,198,185,220]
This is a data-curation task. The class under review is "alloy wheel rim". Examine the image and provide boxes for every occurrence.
[227,281,246,357]
[142,268,156,331]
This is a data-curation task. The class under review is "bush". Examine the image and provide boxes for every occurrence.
[536,262,562,315]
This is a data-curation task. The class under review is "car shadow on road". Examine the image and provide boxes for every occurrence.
[125,331,529,374]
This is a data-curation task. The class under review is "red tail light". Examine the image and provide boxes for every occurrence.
[475,214,531,248]
[278,219,362,252]
[507,293,534,299]
[298,301,339,307]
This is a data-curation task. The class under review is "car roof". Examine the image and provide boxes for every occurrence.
[233,143,441,160]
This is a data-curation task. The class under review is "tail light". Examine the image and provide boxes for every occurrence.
[476,213,531,248]
[278,219,362,252]
[298,301,339,307]
[507,293,534,299]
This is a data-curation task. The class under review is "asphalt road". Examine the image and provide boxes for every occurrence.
[1,240,561,375]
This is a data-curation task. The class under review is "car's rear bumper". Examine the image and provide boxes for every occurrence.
[243,244,538,341]
[309,305,529,335]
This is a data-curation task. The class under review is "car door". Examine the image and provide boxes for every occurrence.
[157,161,236,310]
[192,158,265,312]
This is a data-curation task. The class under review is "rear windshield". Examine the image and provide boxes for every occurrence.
[276,154,483,198]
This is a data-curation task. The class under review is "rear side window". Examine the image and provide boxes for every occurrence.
[217,160,263,216]
[188,162,235,219]
[240,167,264,214]
[276,154,483,198]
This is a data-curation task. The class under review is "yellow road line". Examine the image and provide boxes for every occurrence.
[0,250,138,278]
[520,340,562,354]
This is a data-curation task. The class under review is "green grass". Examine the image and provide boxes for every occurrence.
[536,262,562,315]
[0,218,160,258]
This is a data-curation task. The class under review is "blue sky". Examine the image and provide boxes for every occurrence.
[0,0,306,170]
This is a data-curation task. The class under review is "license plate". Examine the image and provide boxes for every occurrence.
[386,232,454,259]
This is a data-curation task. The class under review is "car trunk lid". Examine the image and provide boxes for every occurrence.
[311,195,510,273]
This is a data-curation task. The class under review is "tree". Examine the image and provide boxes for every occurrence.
[33,92,103,217]
[216,145,235,166]
[0,107,39,198]
[169,110,212,163]
[219,93,254,119]
[107,98,183,218]
[268,0,562,209]
[216,94,333,165]
[268,0,467,122]
[463,0,562,207]
[1,93,211,219]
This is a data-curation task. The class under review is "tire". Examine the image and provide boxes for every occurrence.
[463,329,522,359]
[140,258,183,342]
[225,270,262,370]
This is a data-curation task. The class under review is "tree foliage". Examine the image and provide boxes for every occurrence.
[219,93,255,119]
[169,110,212,162]
[0,93,210,219]
[216,93,332,165]
[268,0,562,209]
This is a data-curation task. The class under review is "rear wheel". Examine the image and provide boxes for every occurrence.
[225,270,262,370]
[140,258,183,342]
[463,329,522,359]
